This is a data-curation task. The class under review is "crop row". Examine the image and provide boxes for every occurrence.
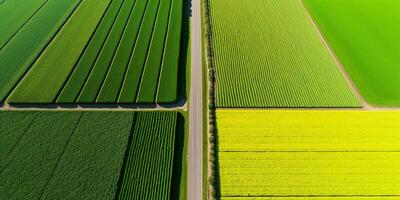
[210,0,360,107]
[117,112,177,199]
[0,0,183,104]
[0,111,179,199]
[217,110,400,198]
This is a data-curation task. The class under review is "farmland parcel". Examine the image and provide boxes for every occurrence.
[217,110,400,198]
[304,0,400,107]
[0,0,184,104]
[210,0,360,107]
[0,111,183,199]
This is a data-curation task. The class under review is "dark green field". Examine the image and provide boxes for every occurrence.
[0,111,184,199]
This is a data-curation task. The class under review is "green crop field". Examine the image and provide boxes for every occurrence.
[217,110,400,198]
[0,0,184,104]
[118,112,177,199]
[210,0,360,108]
[0,111,183,199]
[304,0,400,107]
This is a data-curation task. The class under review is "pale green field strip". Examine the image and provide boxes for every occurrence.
[97,0,149,103]
[8,0,112,103]
[210,0,360,107]
[0,111,133,199]
[56,0,125,103]
[117,112,177,199]
[137,0,173,103]
[304,0,400,107]
[77,0,137,103]
[157,0,183,102]
[217,110,400,198]
[118,0,161,103]
[0,0,48,49]
[0,0,82,102]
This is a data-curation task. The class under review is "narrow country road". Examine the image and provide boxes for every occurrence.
[188,0,203,198]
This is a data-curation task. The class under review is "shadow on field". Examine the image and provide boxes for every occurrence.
[113,113,137,200]
[8,101,187,109]
[170,113,185,200]
[176,0,191,105]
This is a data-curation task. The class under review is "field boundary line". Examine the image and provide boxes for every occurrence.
[222,195,400,198]
[0,0,50,51]
[0,113,39,175]
[95,0,138,102]
[216,107,400,111]
[76,0,127,102]
[155,0,174,101]
[299,0,371,110]
[54,0,115,103]
[37,113,84,199]
[135,0,163,103]
[0,100,187,111]
[4,0,85,104]
[117,0,151,102]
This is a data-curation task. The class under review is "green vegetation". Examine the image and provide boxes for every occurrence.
[157,0,184,102]
[0,0,47,49]
[57,0,125,103]
[304,0,400,107]
[8,0,112,103]
[137,0,173,102]
[0,111,184,199]
[0,0,81,102]
[117,112,177,199]
[1,0,185,104]
[77,0,136,103]
[210,0,360,107]
[217,110,400,198]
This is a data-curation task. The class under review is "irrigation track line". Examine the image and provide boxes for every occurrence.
[37,113,84,199]
[0,0,50,51]
[0,100,187,111]
[299,0,372,110]
[0,113,39,175]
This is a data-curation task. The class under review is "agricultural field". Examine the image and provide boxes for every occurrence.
[209,0,360,108]
[304,0,400,107]
[0,0,184,104]
[216,110,400,198]
[0,111,183,199]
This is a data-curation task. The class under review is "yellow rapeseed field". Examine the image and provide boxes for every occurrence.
[217,109,400,198]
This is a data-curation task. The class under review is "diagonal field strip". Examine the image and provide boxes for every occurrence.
[217,110,400,198]
[299,0,370,109]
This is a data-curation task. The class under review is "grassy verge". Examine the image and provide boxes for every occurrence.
[201,0,208,199]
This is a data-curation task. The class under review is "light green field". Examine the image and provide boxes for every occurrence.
[210,0,360,108]
[304,0,400,107]
[217,110,400,198]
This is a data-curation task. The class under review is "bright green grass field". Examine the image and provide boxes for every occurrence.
[0,111,183,199]
[304,0,400,107]
[210,0,360,108]
[217,110,400,198]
